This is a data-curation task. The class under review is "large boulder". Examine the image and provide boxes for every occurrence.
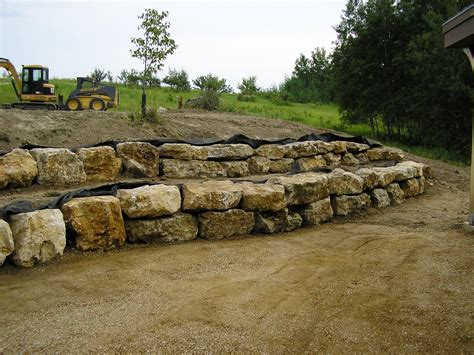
[239,182,286,212]
[313,141,335,154]
[255,144,287,159]
[267,172,329,206]
[386,183,405,204]
[0,220,14,266]
[341,153,359,166]
[182,180,242,211]
[30,148,87,186]
[391,164,417,181]
[294,197,333,226]
[332,141,347,154]
[370,188,390,208]
[0,148,38,188]
[328,168,365,195]
[76,146,122,182]
[367,147,404,161]
[355,152,369,164]
[247,156,271,175]
[61,196,126,251]
[268,159,294,174]
[116,142,160,178]
[125,213,198,243]
[332,193,371,216]
[355,168,378,190]
[117,184,181,219]
[323,152,342,166]
[399,178,421,197]
[345,142,370,153]
[198,209,254,240]
[293,156,327,172]
[158,143,207,160]
[220,161,250,177]
[372,167,396,187]
[206,144,254,160]
[160,159,226,178]
[253,208,302,234]
[9,209,66,267]
[284,141,319,158]
[397,161,425,178]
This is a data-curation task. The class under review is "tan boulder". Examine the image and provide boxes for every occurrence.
[391,165,417,181]
[345,142,370,153]
[76,146,122,182]
[158,143,207,160]
[253,208,302,234]
[294,197,333,226]
[247,156,271,175]
[293,156,327,172]
[0,148,38,188]
[255,144,287,159]
[332,141,347,154]
[323,152,342,166]
[372,167,396,187]
[9,209,66,267]
[370,188,390,208]
[341,153,360,166]
[116,142,159,178]
[30,148,86,186]
[397,161,424,177]
[313,141,335,154]
[355,168,378,190]
[160,159,226,178]
[220,161,250,177]
[267,172,329,205]
[0,220,14,266]
[240,182,286,212]
[418,176,426,194]
[367,147,404,161]
[400,178,421,197]
[182,180,242,211]
[328,168,365,195]
[284,141,319,158]
[117,184,181,218]
[332,193,371,216]
[355,152,369,164]
[268,158,294,174]
[386,183,405,204]
[61,196,126,251]
[198,209,254,240]
[125,213,198,243]
[206,144,254,160]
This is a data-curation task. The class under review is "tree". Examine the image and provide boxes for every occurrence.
[163,68,191,91]
[90,68,108,82]
[192,73,232,93]
[238,76,259,94]
[131,9,177,117]
[332,0,473,157]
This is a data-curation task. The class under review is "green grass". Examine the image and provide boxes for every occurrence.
[0,78,467,164]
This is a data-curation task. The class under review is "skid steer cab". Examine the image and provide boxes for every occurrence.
[65,77,119,111]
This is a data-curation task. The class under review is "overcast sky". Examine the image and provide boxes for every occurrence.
[0,0,346,89]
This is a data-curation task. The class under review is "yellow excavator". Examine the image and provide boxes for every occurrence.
[0,58,119,111]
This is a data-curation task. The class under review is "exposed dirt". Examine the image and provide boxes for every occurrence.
[0,109,332,151]
[0,109,473,353]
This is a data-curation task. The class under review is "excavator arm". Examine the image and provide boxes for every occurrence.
[0,58,21,99]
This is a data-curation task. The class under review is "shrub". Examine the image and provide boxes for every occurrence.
[162,68,191,91]
[186,89,220,111]
[192,74,232,93]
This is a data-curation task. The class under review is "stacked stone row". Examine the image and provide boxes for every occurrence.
[0,160,427,268]
[0,140,405,189]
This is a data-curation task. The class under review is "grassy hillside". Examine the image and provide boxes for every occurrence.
[0,78,466,164]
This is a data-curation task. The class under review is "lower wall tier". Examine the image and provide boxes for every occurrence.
[0,161,428,268]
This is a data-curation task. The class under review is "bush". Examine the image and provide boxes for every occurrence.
[237,76,259,95]
[237,93,256,102]
[128,106,161,124]
[186,89,220,111]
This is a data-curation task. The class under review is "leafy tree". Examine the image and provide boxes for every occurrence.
[238,76,259,94]
[192,73,232,93]
[131,9,177,117]
[163,68,191,91]
[332,0,473,157]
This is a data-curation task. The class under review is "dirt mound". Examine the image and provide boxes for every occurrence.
[0,109,331,151]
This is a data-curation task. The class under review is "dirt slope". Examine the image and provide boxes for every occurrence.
[0,110,472,353]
